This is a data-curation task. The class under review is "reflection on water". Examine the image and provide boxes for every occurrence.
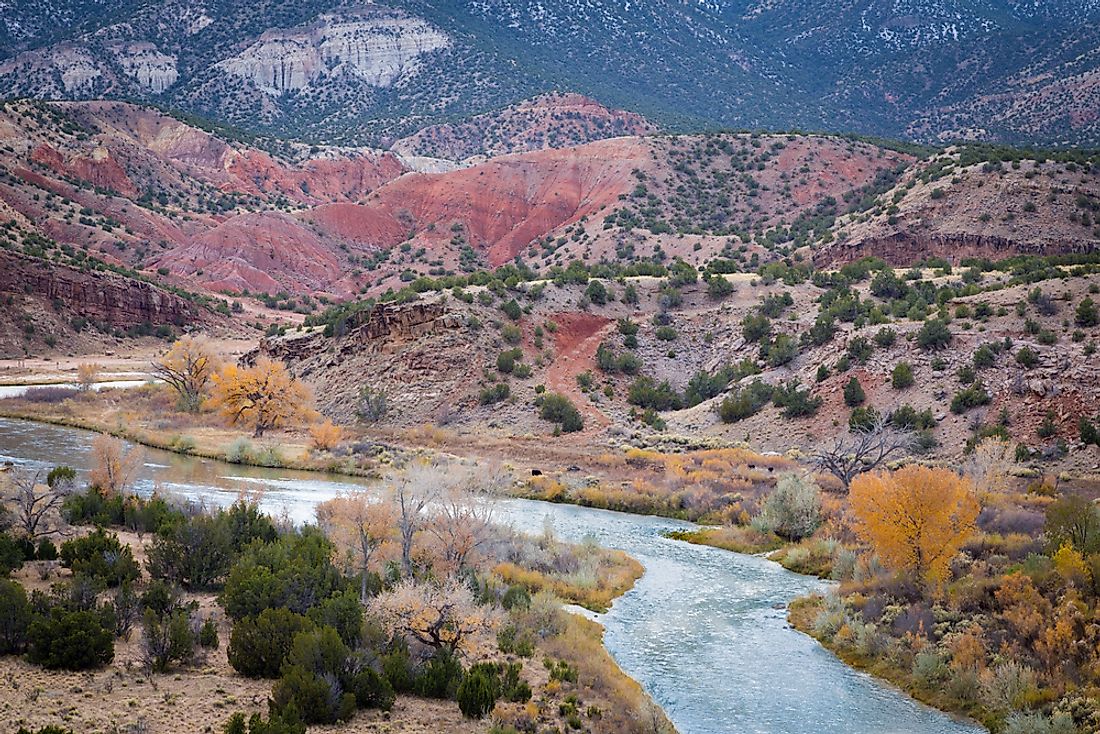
[0,380,152,400]
[0,417,986,734]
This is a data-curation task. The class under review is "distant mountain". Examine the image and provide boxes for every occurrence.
[1,0,1098,146]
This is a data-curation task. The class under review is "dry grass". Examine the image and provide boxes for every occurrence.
[0,384,388,477]
[493,547,643,613]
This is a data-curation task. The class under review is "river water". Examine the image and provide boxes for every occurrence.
[0,416,984,734]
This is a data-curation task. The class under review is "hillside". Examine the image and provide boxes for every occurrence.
[1,1,1099,146]
[2,100,1098,306]
[255,261,1100,475]
[391,92,658,161]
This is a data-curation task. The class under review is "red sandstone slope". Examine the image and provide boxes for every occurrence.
[0,99,409,295]
[151,212,349,294]
[391,92,657,161]
[309,137,652,268]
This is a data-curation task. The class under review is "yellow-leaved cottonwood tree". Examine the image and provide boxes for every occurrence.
[850,465,980,586]
[152,335,223,412]
[209,357,314,437]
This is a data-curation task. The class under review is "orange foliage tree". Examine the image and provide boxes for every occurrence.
[209,358,314,437]
[152,335,223,412]
[308,420,344,451]
[849,465,979,586]
[315,492,396,601]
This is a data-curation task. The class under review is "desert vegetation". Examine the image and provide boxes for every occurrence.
[0,453,668,734]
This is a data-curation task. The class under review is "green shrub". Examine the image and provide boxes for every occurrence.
[950,382,991,414]
[707,276,734,299]
[772,381,822,418]
[348,667,395,711]
[0,578,30,654]
[497,348,522,374]
[752,474,822,541]
[36,539,58,561]
[1016,346,1038,368]
[842,376,865,407]
[873,328,896,347]
[627,376,683,412]
[849,406,880,433]
[537,393,584,433]
[0,532,26,576]
[381,642,415,693]
[479,383,511,405]
[199,617,219,649]
[501,299,522,320]
[891,362,914,389]
[916,318,952,350]
[847,336,873,363]
[272,627,355,724]
[500,323,522,344]
[1076,297,1099,327]
[654,325,678,341]
[763,333,798,367]
[584,280,608,305]
[742,313,771,343]
[502,585,531,611]
[147,515,233,590]
[142,608,195,673]
[972,343,997,369]
[272,665,355,725]
[222,710,305,734]
[228,608,315,678]
[416,649,465,699]
[457,665,497,718]
[356,386,388,424]
[220,530,345,620]
[26,608,114,670]
[59,529,139,587]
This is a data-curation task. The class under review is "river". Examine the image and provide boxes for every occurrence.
[0,416,985,734]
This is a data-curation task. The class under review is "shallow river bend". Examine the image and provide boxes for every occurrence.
[0,417,985,734]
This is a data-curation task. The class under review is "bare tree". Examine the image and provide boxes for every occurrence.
[369,577,496,654]
[392,462,442,577]
[427,483,495,574]
[812,418,912,492]
[5,466,76,539]
[90,434,143,495]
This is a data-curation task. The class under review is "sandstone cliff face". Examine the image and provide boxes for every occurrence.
[216,9,450,96]
[0,250,206,328]
[814,232,1076,268]
[108,42,179,93]
[248,300,472,423]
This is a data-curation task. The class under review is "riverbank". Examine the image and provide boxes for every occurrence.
[0,416,990,734]
[0,386,391,477]
[788,596,992,731]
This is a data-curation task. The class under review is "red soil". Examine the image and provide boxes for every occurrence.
[544,312,614,432]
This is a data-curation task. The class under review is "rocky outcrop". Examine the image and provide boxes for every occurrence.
[0,250,206,328]
[247,300,460,369]
[216,8,450,96]
[109,42,179,93]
